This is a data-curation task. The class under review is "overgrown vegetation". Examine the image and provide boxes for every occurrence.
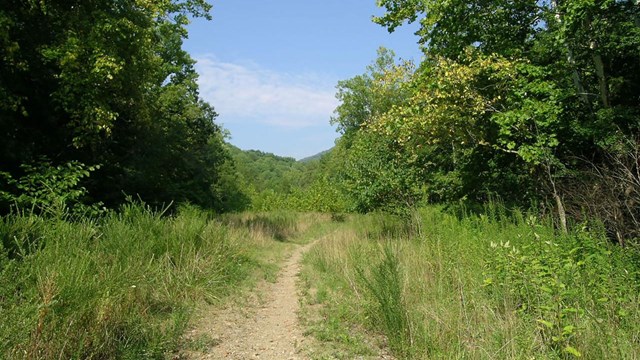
[1,1,639,358]
[318,0,640,244]
[302,207,640,359]
[0,0,244,212]
[0,205,318,359]
[294,5,640,355]
[228,145,348,213]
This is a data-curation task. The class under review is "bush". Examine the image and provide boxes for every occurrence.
[0,159,104,217]
[302,205,640,359]
[357,243,412,356]
[485,220,640,358]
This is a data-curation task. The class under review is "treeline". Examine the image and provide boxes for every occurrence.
[0,0,243,214]
[311,0,640,245]
[228,146,343,212]
[0,0,334,217]
[3,0,640,247]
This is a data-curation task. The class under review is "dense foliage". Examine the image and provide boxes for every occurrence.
[229,146,300,194]
[320,1,640,244]
[227,146,344,212]
[0,0,239,212]
[302,207,640,359]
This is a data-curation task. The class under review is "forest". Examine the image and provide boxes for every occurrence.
[1,0,639,359]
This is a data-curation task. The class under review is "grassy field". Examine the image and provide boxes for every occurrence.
[300,206,640,359]
[0,204,327,359]
[3,203,638,359]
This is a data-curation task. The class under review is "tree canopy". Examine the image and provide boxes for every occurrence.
[316,1,640,241]
[0,0,241,212]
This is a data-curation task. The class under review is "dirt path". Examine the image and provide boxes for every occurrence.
[185,241,315,359]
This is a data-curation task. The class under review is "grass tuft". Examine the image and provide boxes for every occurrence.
[356,243,412,356]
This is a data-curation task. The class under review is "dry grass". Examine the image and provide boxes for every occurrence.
[301,208,640,359]
[0,205,329,359]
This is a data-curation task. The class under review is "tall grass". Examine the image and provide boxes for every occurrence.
[356,243,412,356]
[0,204,316,359]
[302,206,640,359]
[221,210,301,242]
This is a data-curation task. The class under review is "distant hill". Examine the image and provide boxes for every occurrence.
[225,144,332,194]
[226,144,300,193]
[226,144,296,162]
[298,148,332,163]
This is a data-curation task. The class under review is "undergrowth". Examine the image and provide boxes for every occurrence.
[0,204,315,359]
[302,206,640,359]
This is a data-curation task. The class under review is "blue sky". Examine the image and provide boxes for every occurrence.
[184,1,422,159]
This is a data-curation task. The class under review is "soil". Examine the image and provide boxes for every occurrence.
[182,241,315,359]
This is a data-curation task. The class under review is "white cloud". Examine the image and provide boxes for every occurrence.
[194,55,339,128]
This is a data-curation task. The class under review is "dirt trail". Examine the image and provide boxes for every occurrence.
[186,241,315,359]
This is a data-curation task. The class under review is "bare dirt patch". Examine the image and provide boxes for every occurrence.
[181,242,315,359]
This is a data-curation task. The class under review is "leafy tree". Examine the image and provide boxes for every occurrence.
[331,47,413,145]
[365,0,639,232]
[336,132,422,213]
[374,0,640,150]
[0,0,240,212]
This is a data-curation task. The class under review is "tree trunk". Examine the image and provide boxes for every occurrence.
[551,0,590,106]
[592,51,609,107]
[544,159,568,235]
[587,16,610,108]
[553,192,568,235]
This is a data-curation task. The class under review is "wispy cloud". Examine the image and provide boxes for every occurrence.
[194,55,339,128]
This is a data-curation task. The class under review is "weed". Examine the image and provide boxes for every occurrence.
[357,243,412,356]
[330,212,346,222]
[298,227,390,359]
[302,206,640,359]
[222,211,299,241]
[0,204,321,359]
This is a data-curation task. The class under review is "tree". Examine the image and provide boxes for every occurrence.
[0,0,239,212]
[331,47,413,145]
[374,0,541,58]
[328,50,423,212]
[368,0,640,233]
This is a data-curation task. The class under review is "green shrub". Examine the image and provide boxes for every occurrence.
[484,221,640,358]
[0,159,104,218]
[224,211,300,241]
[302,205,640,359]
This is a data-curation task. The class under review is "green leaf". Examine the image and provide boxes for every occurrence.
[564,346,582,357]
[562,325,575,335]
[536,319,553,329]
[540,286,553,294]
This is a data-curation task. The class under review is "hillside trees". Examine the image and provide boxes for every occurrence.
[226,146,346,212]
[371,0,640,239]
[0,0,239,211]
[321,1,639,239]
